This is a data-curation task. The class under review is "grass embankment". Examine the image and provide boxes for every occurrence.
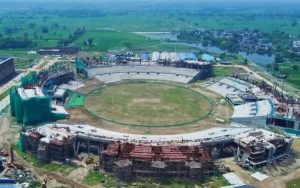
[84,171,116,187]
[278,63,300,88]
[287,178,300,188]
[84,171,229,188]
[14,145,79,175]
[213,66,235,77]
[285,139,300,188]
[0,90,9,102]
[221,54,248,65]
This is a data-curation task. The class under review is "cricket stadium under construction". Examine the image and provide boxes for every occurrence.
[9,51,299,182]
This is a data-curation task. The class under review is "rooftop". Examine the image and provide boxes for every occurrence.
[0,57,13,65]
[17,87,44,99]
[223,172,245,187]
[201,54,215,62]
[25,123,282,145]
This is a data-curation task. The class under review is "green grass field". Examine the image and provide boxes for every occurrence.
[84,81,212,126]
[84,171,116,187]
[287,178,300,188]
[279,63,300,88]
[83,171,229,188]
[0,2,299,89]
[14,144,79,175]
[0,7,299,53]
[71,30,191,52]
[66,92,85,108]
[214,66,236,77]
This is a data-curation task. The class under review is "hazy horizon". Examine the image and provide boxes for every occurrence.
[0,0,299,12]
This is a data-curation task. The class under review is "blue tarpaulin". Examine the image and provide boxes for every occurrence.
[141,52,150,61]
[201,54,215,62]
[178,53,186,61]
[186,53,197,61]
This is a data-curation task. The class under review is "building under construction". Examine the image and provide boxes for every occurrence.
[234,130,292,169]
[101,142,217,182]
[19,124,293,182]
[0,57,15,84]
[9,64,73,125]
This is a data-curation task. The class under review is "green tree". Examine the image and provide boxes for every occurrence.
[219,52,227,60]
[292,65,298,70]
[87,38,94,47]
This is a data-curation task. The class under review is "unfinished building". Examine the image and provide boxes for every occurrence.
[101,142,216,182]
[234,130,292,169]
[0,57,15,84]
[20,124,293,181]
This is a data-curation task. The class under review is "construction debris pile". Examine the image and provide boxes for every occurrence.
[4,167,38,187]
[0,148,39,188]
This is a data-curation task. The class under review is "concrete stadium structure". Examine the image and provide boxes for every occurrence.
[16,61,297,182]
[21,124,292,173]
[205,75,300,136]
[0,57,15,84]
[205,77,276,127]
[85,65,212,84]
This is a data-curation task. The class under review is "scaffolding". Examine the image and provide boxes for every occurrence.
[100,142,217,182]
[114,159,133,182]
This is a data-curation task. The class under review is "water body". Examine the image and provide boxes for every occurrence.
[136,32,274,65]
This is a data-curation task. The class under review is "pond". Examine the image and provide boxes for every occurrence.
[136,32,275,65]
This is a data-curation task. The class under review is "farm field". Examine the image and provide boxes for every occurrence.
[0,3,300,53]
[71,30,191,52]
[0,1,299,87]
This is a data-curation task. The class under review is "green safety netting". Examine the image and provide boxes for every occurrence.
[21,71,38,87]
[75,59,86,69]
[22,97,52,125]
[285,128,300,135]
[66,91,85,107]
[17,132,24,152]
[52,113,67,120]
[9,86,64,125]
[9,87,16,116]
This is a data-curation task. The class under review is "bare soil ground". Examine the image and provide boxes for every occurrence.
[0,112,20,148]
[132,98,161,103]
[67,165,90,183]
[224,139,300,188]
[77,79,103,94]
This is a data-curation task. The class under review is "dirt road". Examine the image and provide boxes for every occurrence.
[224,156,300,188]
[0,114,19,148]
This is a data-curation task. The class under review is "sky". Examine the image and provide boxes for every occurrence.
[0,0,299,12]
